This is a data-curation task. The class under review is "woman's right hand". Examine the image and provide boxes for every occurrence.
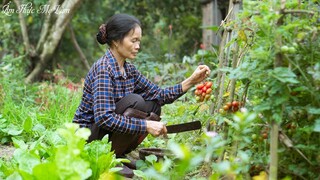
[146,120,167,137]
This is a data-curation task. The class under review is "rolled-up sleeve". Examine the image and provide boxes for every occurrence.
[134,69,185,105]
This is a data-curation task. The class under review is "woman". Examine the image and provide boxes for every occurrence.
[73,13,210,176]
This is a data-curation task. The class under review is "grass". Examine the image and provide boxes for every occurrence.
[0,77,82,138]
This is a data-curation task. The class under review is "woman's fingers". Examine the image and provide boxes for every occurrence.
[146,121,167,137]
[191,65,211,83]
[162,125,168,138]
[199,65,210,75]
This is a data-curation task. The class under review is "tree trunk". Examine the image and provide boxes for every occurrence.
[69,24,91,71]
[24,0,82,83]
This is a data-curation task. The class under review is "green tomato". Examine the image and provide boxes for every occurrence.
[219,108,226,115]
[251,134,257,140]
[292,42,298,48]
[280,45,289,53]
[288,47,296,54]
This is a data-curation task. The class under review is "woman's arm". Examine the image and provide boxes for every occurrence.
[134,64,211,104]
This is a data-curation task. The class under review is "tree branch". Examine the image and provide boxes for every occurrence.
[249,9,316,17]
[13,0,35,57]
[283,9,315,15]
[36,0,60,53]
[25,0,83,83]
[2,0,10,7]
[69,24,91,71]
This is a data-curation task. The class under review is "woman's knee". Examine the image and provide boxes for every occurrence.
[126,93,146,109]
[116,93,161,115]
[115,93,145,114]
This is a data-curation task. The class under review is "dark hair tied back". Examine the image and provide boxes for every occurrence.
[96,14,141,46]
[96,24,107,44]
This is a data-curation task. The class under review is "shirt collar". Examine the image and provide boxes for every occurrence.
[105,49,127,79]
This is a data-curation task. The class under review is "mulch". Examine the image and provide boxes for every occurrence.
[0,145,15,160]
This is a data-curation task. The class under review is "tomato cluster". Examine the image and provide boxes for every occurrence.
[221,101,241,113]
[260,127,269,140]
[194,81,213,102]
[280,43,298,54]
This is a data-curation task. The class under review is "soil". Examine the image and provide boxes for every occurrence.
[0,145,15,160]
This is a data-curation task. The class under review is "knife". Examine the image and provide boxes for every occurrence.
[166,121,202,134]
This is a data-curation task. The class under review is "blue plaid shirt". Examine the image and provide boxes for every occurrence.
[73,49,184,135]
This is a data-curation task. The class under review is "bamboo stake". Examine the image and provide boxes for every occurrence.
[229,44,239,102]
[270,1,286,179]
[212,0,234,113]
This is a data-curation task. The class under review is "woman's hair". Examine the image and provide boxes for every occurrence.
[96,14,141,46]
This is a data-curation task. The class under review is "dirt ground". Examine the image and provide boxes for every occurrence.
[0,145,15,160]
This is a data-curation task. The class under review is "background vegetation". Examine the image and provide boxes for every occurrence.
[1,0,319,179]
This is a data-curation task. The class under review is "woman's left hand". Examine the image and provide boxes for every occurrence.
[190,65,211,84]
[181,65,211,92]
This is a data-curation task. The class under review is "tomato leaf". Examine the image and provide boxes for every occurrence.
[313,119,320,132]
[272,67,299,84]
[308,108,320,115]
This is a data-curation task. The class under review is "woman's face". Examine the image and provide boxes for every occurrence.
[116,26,142,60]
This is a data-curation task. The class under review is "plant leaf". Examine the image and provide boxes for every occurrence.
[313,119,320,132]
[12,137,27,149]
[272,67,299,84]
[23,116,33,133]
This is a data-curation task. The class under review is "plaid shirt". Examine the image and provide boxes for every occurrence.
[73,49,184,135]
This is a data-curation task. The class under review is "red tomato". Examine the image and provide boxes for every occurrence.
[200,43,205,49]
[195,90,201,96]
[232,101,239,107]
[206,88,212,94]
[223,105,229,111]
[262,133,268,139]
[232,106,239,112]
[226,102,232,109]
[206,82,213,88]
[202,86,207,92]
[196,84,204,90]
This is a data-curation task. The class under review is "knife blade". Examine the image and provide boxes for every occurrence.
[166,121,201,134]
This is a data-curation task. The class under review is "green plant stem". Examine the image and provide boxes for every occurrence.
[270,120,279,180]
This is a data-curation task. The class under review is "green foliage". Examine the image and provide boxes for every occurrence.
[0,123,122,179]
[1,0,203,81]
[0,77,81,143]
[218,0,319,178]
[1,0,319,179]
[134,0,320,179]
[135,111,260,179]
[104,0,202,60]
